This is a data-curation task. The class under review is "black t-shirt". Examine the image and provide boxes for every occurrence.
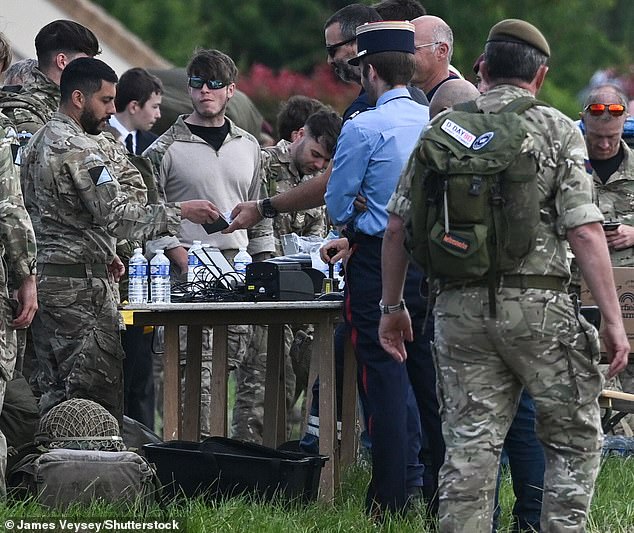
[186,120,230,151]
[590,146,624,184]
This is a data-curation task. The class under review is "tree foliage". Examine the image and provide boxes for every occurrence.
[94,0,634,118]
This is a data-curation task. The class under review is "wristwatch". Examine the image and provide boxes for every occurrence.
[259,197,279,219]
[378,299,406,315]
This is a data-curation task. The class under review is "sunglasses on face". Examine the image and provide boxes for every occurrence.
[188,77,227,90]
[584,103,626,117]
[326,36,355,58]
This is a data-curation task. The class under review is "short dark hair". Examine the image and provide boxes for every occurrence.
[115,67,163,112]
[186,48,238,84]
[484,41,548,84]
[362,51,415,87]
[373,0,426,21]
[35,20,100,69]
[324,4,382,40]
[60,57,117,103]
[277,96,327,142]
[304,110,343,156]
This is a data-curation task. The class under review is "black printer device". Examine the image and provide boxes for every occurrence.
[245,259,320,301]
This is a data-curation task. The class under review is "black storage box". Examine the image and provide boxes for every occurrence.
[143,437,328,503]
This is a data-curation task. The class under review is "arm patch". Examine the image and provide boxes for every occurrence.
[88,165,114,186]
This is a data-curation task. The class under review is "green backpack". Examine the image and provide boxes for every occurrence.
[405,96,548,306]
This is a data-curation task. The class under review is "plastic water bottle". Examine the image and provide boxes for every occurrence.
[150,249,171,303]
[128,248,148,304]
[233,247,252,277]
[187,240,203,284]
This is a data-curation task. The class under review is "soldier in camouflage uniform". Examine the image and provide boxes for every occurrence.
[21,58,218,424]
[144,49,274,437]
[231,109,342,442]
[379,19,630,532]
[0,20,100,136]
[0,110,38,497]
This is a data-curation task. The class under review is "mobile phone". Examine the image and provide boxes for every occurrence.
[202,216,229,234]
[602,221,621,231]
[8,298,19,319]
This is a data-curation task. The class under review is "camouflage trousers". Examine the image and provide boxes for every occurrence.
[31,276,125,425]
[434,288,603,533]
[0,295,17,498]
[231,324,296,443]
[177,324,249,437]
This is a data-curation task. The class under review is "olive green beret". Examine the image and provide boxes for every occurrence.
[487,19,550,58]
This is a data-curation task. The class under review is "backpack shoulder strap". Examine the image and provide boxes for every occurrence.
[452,100,480,113]
[499,96,550,115]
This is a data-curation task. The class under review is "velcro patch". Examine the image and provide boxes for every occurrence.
[88,165,114,186]
[441,118,476,148]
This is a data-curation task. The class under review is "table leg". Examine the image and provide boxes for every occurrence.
[163,323,181,441]
[209,325,228,437]
[263,324,286,447]
[340,334,357,467]
[316,318,337,501]
[182,325,203,441]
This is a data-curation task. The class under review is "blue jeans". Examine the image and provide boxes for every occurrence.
[493,389,544,532]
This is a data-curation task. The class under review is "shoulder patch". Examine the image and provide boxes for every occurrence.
[88,165,114,186]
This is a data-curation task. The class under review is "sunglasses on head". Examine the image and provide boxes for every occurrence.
[188,77,227,90]
[326,36,355,58]
[584,103,626,117]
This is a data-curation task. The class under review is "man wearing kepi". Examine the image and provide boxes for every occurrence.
[21,58,218,423]
[378,19,629,531]
[324,21,429,518]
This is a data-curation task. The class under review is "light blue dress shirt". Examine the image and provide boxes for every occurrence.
[325,87,429,237]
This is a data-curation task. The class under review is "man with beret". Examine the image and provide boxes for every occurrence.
[322,20,432,519]
[378,18,629,531]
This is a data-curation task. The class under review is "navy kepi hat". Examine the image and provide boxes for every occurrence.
[348,21,415,65]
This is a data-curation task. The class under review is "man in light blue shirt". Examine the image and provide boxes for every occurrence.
[323,20,439,519]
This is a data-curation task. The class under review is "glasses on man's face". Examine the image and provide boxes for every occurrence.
[415,41,440,50]
[188,77,227,90]
[584,103,626,117]
[326,37,356,58]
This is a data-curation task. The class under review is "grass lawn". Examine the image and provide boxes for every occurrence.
[0,455,633,532]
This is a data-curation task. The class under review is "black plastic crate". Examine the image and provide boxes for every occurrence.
[143,437,328,503]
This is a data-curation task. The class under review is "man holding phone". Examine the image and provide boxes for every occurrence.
[582,83,634,394]
[582,84,634,259]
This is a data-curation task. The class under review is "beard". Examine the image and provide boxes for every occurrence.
[194,100,228,122]
[332,60,360,85]
[80,107,107,135]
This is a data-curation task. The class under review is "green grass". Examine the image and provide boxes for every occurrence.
[1,456,634,532]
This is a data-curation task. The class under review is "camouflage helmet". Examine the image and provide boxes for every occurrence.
[38,398,125,452]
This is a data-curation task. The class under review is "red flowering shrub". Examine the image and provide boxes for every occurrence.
[238,63,359,133]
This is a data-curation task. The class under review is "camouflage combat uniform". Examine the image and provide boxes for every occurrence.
[231,140,327,442]
[0,67,58,135]
[0,67,58,379]
[389,84,605,532]
[21,112,182,424]
[144,116,274,437]
[0,115,37,496]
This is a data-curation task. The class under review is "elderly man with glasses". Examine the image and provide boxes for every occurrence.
[410,15,459,100]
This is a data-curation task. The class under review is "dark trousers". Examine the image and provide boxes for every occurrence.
[122,325,155,430]
[493,389,545,532]
[345,234,427,516]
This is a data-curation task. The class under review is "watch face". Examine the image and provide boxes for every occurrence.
[263,199,277,218]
